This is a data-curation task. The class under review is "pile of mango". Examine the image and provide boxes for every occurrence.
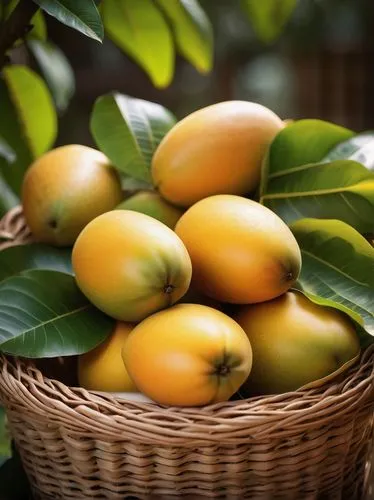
[21,102,360,406]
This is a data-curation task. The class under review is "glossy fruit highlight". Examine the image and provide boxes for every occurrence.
[78,321,137,392]
[122,303,252,406]
[152,101,284,207]
[116,190,183,229]
[72,210,192,322]
[234,291,360,395]
[22,145,123,246]
[175,195,301,303]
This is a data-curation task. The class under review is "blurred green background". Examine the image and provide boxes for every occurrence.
[43,0,374,146]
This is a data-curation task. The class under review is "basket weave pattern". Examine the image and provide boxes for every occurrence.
[0,205,32,249]
[0,208,374,499]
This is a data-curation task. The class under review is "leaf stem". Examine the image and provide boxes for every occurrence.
[0,0,38,70]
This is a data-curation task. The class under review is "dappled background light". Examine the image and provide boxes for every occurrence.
[36,0,374,148]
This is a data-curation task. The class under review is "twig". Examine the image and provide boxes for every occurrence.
[0,0,38,70]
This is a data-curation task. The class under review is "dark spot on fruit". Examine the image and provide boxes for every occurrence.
[164,284,175,294]
[48,218,58,229]
[216,364,230,377]
[280,260,299,284]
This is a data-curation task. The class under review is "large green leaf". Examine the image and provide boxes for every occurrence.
[156,0,213,73]
[29,39,75,112]
[0,244,73,282]
[0,72,31,195]
[33,0,103,42]
[261,159,374,233]
[102,0,174,88]
[241,0,297,43]
[262,119,354,191]
[90,93,176,183]
[0,270,114,358]
[260,120,374,232]
[0,65,57,194]
[291,218,374,337]
[323,131,374,171]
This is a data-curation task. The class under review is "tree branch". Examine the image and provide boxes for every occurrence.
[0,0,38,70]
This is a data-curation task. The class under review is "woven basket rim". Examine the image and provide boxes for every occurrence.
[1,348,373,445]
[1,206,374,445]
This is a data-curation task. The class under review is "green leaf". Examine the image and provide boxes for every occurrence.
[90,93,177,183]
[0,73,31,195]
[323,131,374,171]
[262,119,354,188]
[261,160,374,233]
[261,159,374,233]
[0,137,19,217]
[0,65,57,194]
[102,0,174,88]
[6,1,47,42]
[260,120,374,232]
[156,0,213,73]
[29,39,75,112]
[121,174,153,193]
[291,218,374,337]
[241,0,297,43]
[33,0,103,42]
[0,269,114,358]
[29,8,47,41]
[0,244,73,282]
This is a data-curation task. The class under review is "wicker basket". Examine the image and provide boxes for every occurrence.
[0,206,374,500]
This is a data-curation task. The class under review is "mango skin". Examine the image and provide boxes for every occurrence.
[72,210,192,322]
[22,145,123,246]
[234,291,360,396]
[175,195,301,304]
[78,322,137,393]
[177,284,222,310]
[116,190,183,229]
[122,303,252,407]
[151,101,284,207]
